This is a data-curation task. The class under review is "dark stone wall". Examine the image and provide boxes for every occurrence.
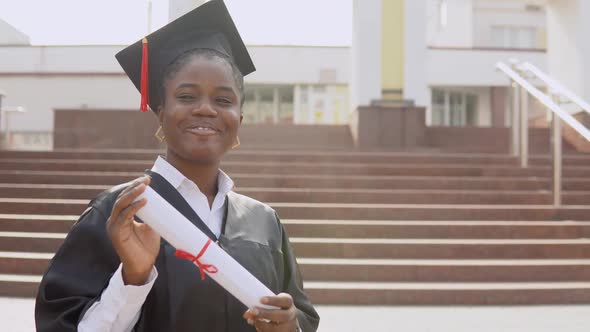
[53,109,354,150]
[54,109,161,150]
[353,106,427,150]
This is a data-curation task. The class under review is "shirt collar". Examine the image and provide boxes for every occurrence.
[151,156,234,195]
[217,168,235,195]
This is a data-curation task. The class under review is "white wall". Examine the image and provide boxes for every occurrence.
[427,48,546,86]
[0,45,350,84]
[546,0,590,103]
[0,46,124,73]
[404,0,430,108]
[0,76,139,132]
[350,0,381,111]
[427,0,473,48]
[0,44,350,132]
[248,46,349,85]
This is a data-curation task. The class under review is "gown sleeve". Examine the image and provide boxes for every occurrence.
[276,212,320,331]
[34,205,121,332]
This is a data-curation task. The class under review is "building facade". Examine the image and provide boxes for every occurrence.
[351,0,590,128]
[1,0,589,150]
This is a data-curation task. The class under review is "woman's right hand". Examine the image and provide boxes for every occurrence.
[106,175,161,285]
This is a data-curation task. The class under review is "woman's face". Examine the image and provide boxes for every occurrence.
[158,56,242,164]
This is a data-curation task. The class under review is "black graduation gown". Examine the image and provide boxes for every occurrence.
[34,170,320,331]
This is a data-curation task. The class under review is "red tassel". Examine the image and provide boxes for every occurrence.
[140,37,149,112]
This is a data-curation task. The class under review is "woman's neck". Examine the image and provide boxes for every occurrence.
[164,150,220,200]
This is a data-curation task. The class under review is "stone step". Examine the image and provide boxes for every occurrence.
[2,158,590,177]
[3,252,590,283]
[3,232,590,259]
[299,258,590,282]
[3,199,588,220]
[0,215,77,233]
[0,274,40,297]
[2,171,590,190]
[2,215,590,239]
[274,203,590,221]
[283,220,590,239]
[3,275,590,304]
[305,281,590,305]
[1,150,589,166]
[290,238,590,259]
[0,252,52,275]
[2,184,590,205]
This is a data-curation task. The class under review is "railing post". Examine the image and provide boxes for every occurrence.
[511,83,520,156]
[519,88,529,168]
[551,111,562,207]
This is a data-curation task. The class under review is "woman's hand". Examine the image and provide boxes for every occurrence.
[243,293,300,332]
[106,175,160,285]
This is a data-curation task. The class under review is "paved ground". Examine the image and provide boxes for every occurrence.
[3,297,590,331]
[316,305,590,331]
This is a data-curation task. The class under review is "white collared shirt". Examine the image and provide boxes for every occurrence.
[78,156,234,332]
[151,156,234,238]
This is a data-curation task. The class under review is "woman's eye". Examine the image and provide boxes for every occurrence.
[178,95,194,101]
[216,97,232,105]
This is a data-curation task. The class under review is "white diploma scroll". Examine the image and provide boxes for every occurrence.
[134,186,276,309]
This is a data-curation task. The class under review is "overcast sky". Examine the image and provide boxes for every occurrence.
[0,0,352,46]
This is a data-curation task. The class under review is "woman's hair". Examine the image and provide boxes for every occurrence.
[158,48,245,109]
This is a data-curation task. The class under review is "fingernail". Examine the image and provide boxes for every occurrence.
[251,308,259,315]
[247,319,254,325]
[261,297,269,304]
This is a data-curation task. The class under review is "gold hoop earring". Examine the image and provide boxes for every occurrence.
[155,125,165,142]
[231,136,240,149]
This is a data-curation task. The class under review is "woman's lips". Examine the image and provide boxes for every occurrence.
[186,126,219,136]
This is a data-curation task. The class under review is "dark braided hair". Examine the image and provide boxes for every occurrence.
[158,48,245,110]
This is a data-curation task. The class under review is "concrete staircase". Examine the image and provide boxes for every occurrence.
[0,146,589,305]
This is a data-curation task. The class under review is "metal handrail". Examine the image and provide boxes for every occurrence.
[496,61,590,207]
[518,62,590,116]
[497,62,590,141]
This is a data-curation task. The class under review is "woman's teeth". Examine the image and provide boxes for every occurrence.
[188,127,217,135]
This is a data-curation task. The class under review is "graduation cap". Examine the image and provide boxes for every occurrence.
[115,0,255,112]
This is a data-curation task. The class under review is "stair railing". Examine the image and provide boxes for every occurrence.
[518,62,590,117]
[496,61,590,207]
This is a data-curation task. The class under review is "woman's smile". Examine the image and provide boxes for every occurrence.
[187,127,218,136]
[185,124,221,136]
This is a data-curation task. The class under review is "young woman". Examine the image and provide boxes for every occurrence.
[34,1,319,331]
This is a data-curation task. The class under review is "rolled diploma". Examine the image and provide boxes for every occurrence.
[134,186,276,309]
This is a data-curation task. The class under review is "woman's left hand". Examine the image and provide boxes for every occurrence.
[243,293,299,332]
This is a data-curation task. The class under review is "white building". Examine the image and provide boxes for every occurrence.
[1,0,589,149]
[351,0,589,129]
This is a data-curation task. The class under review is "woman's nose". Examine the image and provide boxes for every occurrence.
[192,101,218,117]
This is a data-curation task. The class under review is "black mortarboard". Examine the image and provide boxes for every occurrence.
[115,0,255,112]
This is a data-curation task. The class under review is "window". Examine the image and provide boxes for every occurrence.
[491,26,537,49]
[241,85,295,124]
[432,90,446,126]
[278,87,294,123]
[431,89,478,127]
[449,92,464,126]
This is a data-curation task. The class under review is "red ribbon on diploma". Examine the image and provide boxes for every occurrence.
[175,238,219,281]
